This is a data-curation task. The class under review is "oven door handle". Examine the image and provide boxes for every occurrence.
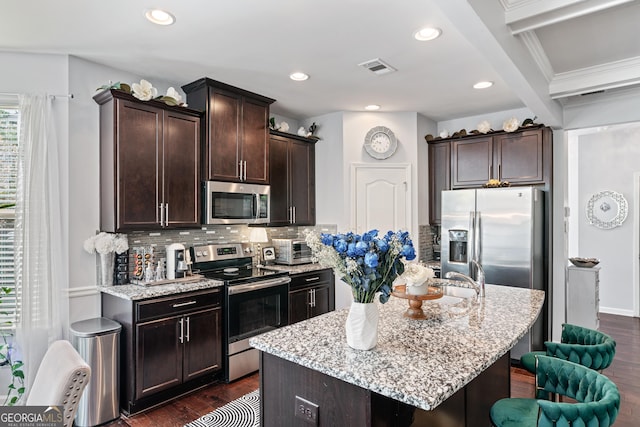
[227,276,291,295]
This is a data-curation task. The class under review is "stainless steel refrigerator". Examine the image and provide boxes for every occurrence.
[441,186,546,360]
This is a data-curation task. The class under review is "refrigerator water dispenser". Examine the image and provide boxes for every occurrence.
[449,230,468,263]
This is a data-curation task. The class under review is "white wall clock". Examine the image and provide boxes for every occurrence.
[586,190,628,229]
[364,126,397,160]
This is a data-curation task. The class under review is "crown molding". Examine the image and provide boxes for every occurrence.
[505,0,632,34]
[518,31,554,82]
[549,56,640,98]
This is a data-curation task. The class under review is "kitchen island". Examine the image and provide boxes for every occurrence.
[250,283,545,426]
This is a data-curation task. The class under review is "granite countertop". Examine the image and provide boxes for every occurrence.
[250,283,544,411]
[99,277,224,300]
[425,260,441,270]
[262,263,330,274]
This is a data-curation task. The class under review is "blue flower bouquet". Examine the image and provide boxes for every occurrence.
[306,229,416,304]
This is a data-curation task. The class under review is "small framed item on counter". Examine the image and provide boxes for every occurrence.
[262,246,276,262]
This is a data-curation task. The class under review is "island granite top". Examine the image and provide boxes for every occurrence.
[250,283,544,411]
[98,278,224,300]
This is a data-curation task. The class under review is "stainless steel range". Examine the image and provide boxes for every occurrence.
[190,243,290,382]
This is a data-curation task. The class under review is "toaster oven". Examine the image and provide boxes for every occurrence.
[272,238,313,265]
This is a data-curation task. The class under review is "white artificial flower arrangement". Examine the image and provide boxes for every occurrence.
[84,232,129,255]
[502,117,519,133]
[399,261,435,295]
[165,87,185,106]
[477,120,492,134]
[131,79,158,101]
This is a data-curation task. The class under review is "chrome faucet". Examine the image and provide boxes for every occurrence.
[444,260,485,297]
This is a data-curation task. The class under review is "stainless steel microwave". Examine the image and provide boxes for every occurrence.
[203,181,270,225]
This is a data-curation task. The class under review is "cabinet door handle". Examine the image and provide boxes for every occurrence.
[185,316,190,342]
[165,203,169,227]
[288,206,292,224]
[238,161,242,180]
[311,289,316,307]
[159,203,164,227]
[243,160,247,181]
[172,300,197,308]
[178,318,184,344]
[498,164,501,179]
[305,277,320,282]
[293,206,296,224]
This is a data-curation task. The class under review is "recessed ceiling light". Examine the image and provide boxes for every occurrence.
[414,27,442,41]
[473,81,494,89]
[365,104,381,111]
[289,72,309,81]
[145,9,175,26]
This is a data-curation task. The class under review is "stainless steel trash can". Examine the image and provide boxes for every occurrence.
[70,317,121,427]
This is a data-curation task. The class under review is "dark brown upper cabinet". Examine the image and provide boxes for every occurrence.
[450,127,552,189]
[269,131,316,226]
[94,90,201,232]
[182,78,275,184]
[427,140,451,225]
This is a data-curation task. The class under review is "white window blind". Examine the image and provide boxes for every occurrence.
[0,106,19,329]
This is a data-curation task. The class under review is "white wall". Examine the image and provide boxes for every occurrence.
[564,89,640,131]
[303,112,344,227]
[303,111,432,310]
[567,123,640,316]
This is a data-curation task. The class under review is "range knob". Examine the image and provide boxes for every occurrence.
[196,251,204,257]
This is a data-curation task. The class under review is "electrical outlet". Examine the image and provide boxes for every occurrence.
[294,395,319,425]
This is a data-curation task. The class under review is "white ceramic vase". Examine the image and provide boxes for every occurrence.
[345,302,379,350]
[99,252,115,286]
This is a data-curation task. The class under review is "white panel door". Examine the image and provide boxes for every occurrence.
[351,164,411,234]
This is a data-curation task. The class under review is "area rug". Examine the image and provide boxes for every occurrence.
[185,389,260,427]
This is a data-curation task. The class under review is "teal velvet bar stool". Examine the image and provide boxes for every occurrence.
[520,323,616,374]
[491,355,620,427]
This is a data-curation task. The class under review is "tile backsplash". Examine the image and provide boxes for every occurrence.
[112,223,443,284]
[122,224,338,282]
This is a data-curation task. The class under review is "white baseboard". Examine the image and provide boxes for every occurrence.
[599,306,636,317]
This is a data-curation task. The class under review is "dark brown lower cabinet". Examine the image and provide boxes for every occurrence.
[288,269,335,325]
[260,351,510,426]
[102,288,223,415]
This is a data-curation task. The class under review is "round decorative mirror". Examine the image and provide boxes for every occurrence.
[586,190,628,229]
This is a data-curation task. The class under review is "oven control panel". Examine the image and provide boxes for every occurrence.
[191,243,251,263]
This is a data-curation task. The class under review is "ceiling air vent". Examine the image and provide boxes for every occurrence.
[358,58,397,75]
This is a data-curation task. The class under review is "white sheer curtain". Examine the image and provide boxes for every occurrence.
[14,94,68,397]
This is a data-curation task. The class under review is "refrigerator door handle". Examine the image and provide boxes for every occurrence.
[475,211,482,265]
[469,211,476,270]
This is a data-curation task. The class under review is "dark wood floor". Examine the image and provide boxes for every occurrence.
[108,313,639,427]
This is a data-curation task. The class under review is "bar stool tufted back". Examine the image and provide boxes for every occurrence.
[520,323,616,374]
[26,340,91,427]
[491,355,620,427]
